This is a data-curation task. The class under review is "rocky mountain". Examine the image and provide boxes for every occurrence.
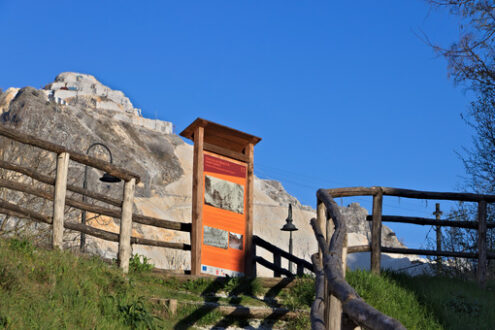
[0,73,429,275]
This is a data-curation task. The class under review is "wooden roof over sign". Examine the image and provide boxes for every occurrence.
[180,118,262,155]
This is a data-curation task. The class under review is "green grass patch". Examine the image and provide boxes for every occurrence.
[383,272,495,330]
[2,236,491,329]
[347,269,442,329]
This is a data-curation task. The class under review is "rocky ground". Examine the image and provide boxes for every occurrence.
[0,73,431,276]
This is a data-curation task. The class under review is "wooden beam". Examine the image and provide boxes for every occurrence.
[325,185,495,202]
[0,198,52,224]
[245,142,255,276]
[368,215,493,229]
[477,200,487,286]
[52,152,69,249]
[380,247,495,259]
[347,245,371,254]
[131,236,191,250]
[371,191,383,275]
[119,178,135,273]
[0,125,140,183]
[203,142,249,163]
[310,253,326,330]
[191,126,204,275]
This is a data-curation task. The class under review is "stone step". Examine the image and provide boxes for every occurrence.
[150,297,308,320]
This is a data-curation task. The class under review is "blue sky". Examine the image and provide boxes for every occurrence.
[0,1,473,248]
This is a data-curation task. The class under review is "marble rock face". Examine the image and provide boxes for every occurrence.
[204,175,244,214]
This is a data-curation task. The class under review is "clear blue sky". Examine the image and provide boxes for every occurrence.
[0,1,473,248]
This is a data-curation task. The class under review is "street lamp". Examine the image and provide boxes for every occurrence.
[80,142,121,251]
[281,203,298,273]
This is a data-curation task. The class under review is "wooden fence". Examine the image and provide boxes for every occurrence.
[310,186,495,330]
[253,235,313,277]
[0,125,191,273]
[326,186,495,284]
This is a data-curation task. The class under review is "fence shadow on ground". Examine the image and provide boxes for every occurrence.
[173,276,295,329]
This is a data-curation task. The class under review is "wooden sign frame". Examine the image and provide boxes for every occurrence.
[180,118,261,276]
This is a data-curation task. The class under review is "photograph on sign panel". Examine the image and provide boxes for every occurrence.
[204,175,244,214]
[229,232,243,250]
[203,226,229,249]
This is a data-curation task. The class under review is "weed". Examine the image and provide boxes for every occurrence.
[223,276,263,297]
[129,254,154,273]
[182,278,213,294]
[7,238,34,255]
[118,296,156,329]
[286,312,311,329]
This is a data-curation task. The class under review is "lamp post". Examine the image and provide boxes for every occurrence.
[281,203,298,273]
[80,142,121,251]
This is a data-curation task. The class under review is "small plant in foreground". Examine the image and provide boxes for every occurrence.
[118,296,156,329]
[129,254,154,273]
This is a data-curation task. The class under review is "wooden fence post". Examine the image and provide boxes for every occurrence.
[433,203,443,270]
[191,126,204,276]
[119,178,135,273]
[477,200,487,286]
[326,214,339,328]
[371,190,383,275]
[273,252,281,277]
[316,199,329,327]
[52,152,69,249]
[327,233,347,330]
[297,262,304,277]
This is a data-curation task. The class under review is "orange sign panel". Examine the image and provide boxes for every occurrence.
[201,151,247,276]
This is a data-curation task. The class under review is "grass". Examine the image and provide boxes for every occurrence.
[0,237,492,329]
[346,270,495,330]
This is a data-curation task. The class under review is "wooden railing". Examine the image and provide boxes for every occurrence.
[253,235,313,277]
[326,186,495,284]
[311,189,406,330]
[0,125,191,273]
[310,186,495,329]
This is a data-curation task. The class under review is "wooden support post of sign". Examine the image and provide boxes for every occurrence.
[477,200,487,286]
[52,152,70,249]
[119,178,135,273]
[180,118,261,277]
[191,126,204,276]
[371,190,383,275]
[245,142,255,277]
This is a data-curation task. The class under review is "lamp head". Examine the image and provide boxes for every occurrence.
[281,203,298,232]
[99,173,121,183]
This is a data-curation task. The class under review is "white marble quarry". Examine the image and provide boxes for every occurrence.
[42,72,173,134]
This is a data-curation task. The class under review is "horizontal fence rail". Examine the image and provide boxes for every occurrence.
[326,186,495,202]
[0,124,192,273]
[366,214,495,229]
